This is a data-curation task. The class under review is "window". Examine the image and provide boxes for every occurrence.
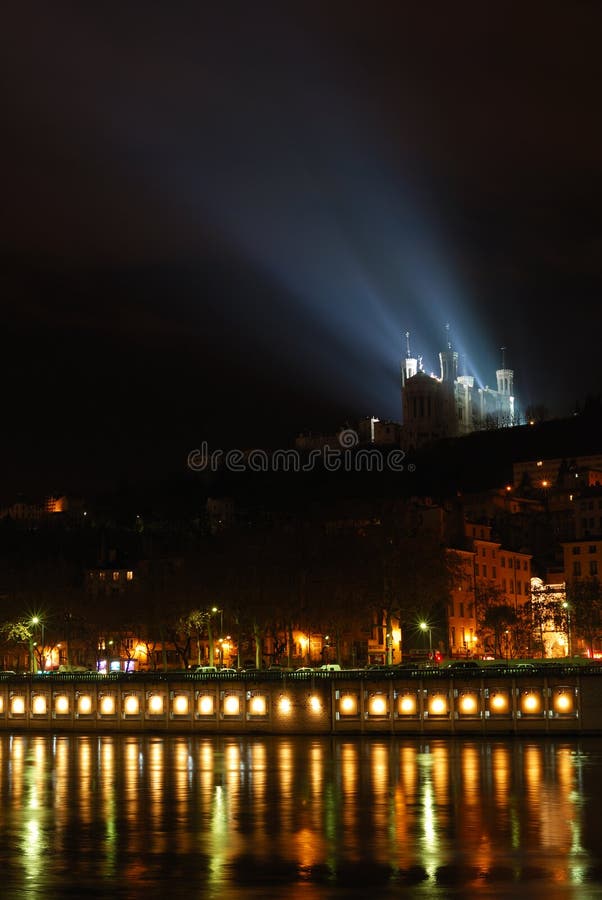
[99,572,106,581]
[591,561,599,576]
[523,561,528,571]
[481,548,486,557]
[451,626,456,646]
[475,564,479,576]
[501,557,506,568]
[517,581,521,595]
[112,571,120,582]
[502,579,507,591]
[573,546,581,555]
[126,571,134,581]
[492,566,497,579]
[573,562,582,577]
[459,602,465,618]
[589,546,597,554]
[482,565,487,578]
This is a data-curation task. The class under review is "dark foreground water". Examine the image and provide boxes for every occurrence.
[2,733,602,899]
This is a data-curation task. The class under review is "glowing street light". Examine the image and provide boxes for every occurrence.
[419,621,432,652]
[31,616,46,671]
[562,601,572,656]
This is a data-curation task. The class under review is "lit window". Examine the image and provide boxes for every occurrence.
[32,695,47,715]
[148,694,164,715]
[55,695,69,715]
[172,695,189,715]
[198,695,214,715]
[223,694,240,715]
[99,695,116,715]
[398,693,417,715]
[278,696,292,715]
[123,695,139,715]
[112,572,120,582]
[77,695,93,715]
[126,571,133,581]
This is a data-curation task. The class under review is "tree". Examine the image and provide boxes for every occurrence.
[476,582,521,658]
[567,578,602,656]
[0,618,35,671]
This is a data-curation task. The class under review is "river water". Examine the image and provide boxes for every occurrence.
[2,732,602,899]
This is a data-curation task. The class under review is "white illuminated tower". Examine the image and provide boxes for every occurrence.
[401,331,418,386]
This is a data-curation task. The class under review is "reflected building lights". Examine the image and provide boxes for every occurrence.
[0,732,592,891]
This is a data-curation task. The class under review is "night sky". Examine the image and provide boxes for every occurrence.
[3,2,602,495]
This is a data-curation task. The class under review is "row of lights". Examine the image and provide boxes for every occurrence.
[3,690,324,720]
[2,687,578,720]
[337,687,577,718]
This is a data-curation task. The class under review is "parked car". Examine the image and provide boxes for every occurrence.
[446,661,480,671]
[193,665,218,674]
[319,664,341,671]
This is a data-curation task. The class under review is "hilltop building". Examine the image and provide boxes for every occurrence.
[400,327,518,450]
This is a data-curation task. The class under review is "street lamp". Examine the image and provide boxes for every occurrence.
[30,616,44,672]
[419,621,432,652]
[212,606,223,636]
[563,601,572,657]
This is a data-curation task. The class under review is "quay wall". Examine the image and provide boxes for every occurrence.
[1,667,602,735]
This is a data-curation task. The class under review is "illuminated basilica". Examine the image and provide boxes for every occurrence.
[400,327,518,450]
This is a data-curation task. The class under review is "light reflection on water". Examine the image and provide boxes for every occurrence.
[0,734,601,897]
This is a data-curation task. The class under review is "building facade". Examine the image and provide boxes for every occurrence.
[400,329,517,450]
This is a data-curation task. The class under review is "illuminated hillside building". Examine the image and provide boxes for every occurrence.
[401,327,517,450]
